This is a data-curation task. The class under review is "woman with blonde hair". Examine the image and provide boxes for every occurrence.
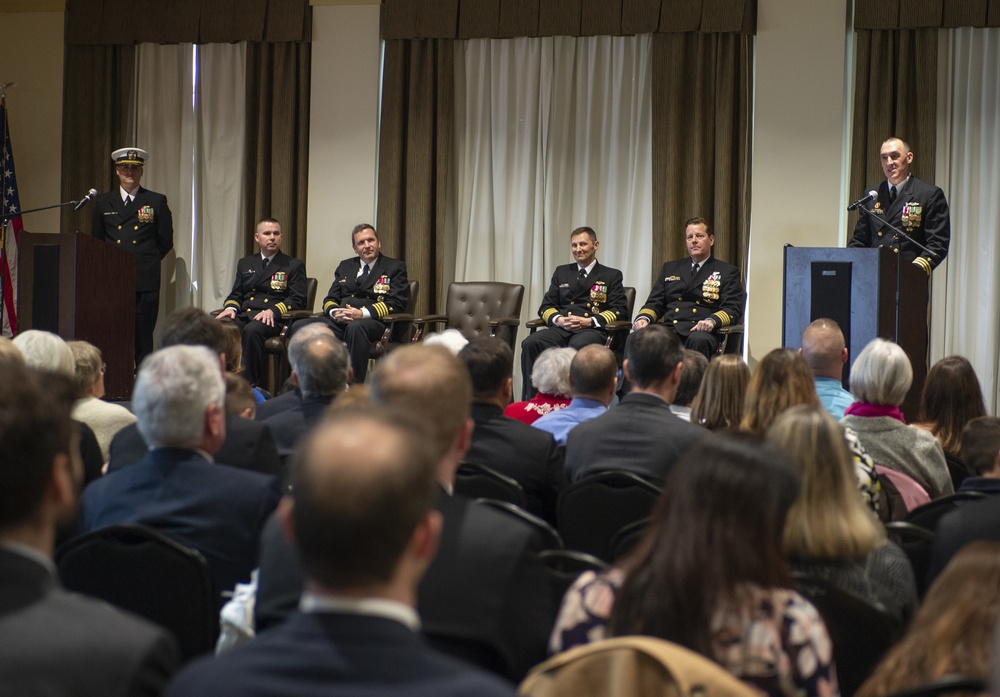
[856,541,1000,697]
[690,354,749,430]
[768,405,917,625]
[739,349,820,436]
[68,340,137,462]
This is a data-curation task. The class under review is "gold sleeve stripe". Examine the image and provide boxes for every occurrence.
[638,309,658,321]
[372,302,388,319]
[914,257,932,275]
[541,308,559,323]
[224,300,240,310]
[598,310,618,324]
[323,300,339,313]
[275,302,289,314]
[712,311,731,326]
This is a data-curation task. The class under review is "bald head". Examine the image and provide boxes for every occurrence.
[569,345,618,405]
[800,319,848,379]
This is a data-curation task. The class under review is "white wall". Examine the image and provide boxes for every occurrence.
[0,12,64,233]
[304,3,381,310]
[746,0,853,365]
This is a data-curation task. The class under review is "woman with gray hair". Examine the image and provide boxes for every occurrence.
[68,340,137,462]
[505,346,575,424]
[841,338,953,498]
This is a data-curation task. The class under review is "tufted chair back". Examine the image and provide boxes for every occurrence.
[443,282,524,350]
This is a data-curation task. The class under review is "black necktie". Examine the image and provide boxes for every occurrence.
[124,196,132,208]
[889,186,897,204]
[692,262,700,276]
[262,257,270,271]
[360,264,369,280]
[578,268,587,280]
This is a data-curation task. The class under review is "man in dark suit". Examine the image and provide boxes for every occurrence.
[848,136,950,274]
[169,408,515,697]
[0,362,179,693]
[297,223,408,384]
[91,147,174,367]
[632,217,744,361]
[106,306,282,479]
[216,218,307,387]
[520,226,627,399]
[81,345,281,611]
[459,338,564,524]
[255,345,555,682]
[565,324,707,485]
[261,331,350,456]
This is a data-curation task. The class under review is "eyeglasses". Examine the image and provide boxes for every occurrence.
[100,363,107,373]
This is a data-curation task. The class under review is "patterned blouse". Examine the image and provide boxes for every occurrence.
[550,569,838,697]
[503,393,571,425]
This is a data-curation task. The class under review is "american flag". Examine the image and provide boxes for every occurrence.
[1,96,22,337]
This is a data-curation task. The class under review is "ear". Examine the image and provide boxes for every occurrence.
[346,367,355,386]
[670,361,684,385]
[502,376,513,404]
[840,347,849,364]
[622,359,632,382]
[277,496,296,543]
[47,453,78,511]
[292,372,301,387]
[410,510,442,566]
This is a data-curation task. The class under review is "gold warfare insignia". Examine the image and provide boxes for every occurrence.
[373,275,391,297]
[901,202,923,230]
[270,271,287,291]
[702,272,722,302]
[589,281,607,305]
[873,202,884,215]
[137,205,154,223]
[666,275,681,282]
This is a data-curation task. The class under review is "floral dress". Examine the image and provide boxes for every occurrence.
[550,569,838,697]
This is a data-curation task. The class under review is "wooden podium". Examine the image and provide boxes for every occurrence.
[18,232,136,400]
[782,246,928,421]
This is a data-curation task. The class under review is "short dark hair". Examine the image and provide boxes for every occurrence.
[961,417,1000,477]
[684,217,712,234]
[351,223,378,244]
[287,333,350,398]
[290,408,439,589]
[459,338,513,399]
[625,324,684,389]
[571,226,597,242]
[570,344,617,397]
[157,306,227,356]
[673,349,708,407]
[0,364,77,529]
[256,217,280,229]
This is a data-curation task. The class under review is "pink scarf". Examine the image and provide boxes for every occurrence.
[844,401,906,423]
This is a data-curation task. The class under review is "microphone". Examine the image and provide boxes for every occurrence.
[73,188,98,211]
[847,190,878,211]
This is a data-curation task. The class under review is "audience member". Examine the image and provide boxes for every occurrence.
[254,322,333,421]
[0,362,179,692]
[913,355,988,487]
[841,338,953,498]
[857,542,1000,697]
[459,339,564,524]
[533,344,616,445]
[81,345,281,612]
[108,307,282,479]
[167,410,516,697]
[564,325,706,485]
[669,349,707,421]
[0,335,24,366]
[218,317,265,404]
[551,434,836,697]
[224,372,257,419]
[13,330,104,485]
[689,354,749,430]
[505,347,574,424]
[261,332,350,457]
[68,340,136,462]
[422,328,469,355]
[215,218,307,387]
[955,417,1000,495]
[520,226,626,399]
[799,318,853,419]
[256,345,555,682]
[768,405,917,625]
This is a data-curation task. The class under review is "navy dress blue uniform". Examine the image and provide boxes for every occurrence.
[307,254,409,384]
[222,251,307,386]
[848,176,950,273]
[91,186,173,366]
[635,256,744,359]
[521,263,626,399]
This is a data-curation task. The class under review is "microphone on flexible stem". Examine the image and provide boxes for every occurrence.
[847,190,879,211]
[72,188,98,212]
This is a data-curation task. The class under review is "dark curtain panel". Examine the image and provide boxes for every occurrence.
[849,29,938,229]
[243,42,312,259]
[60,44,135,234]
[650,32,753,280]
[376,39,455,317]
